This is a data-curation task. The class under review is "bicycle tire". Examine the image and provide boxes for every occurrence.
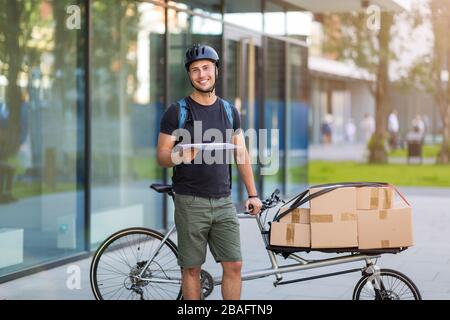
[353,268,421,300]
[90,227,182,300]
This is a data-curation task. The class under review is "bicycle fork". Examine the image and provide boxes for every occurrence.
[363,260,385,299]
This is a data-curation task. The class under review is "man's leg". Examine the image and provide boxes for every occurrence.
[221,261,242,300]
[182,266,202,300]
[174,194,212,300]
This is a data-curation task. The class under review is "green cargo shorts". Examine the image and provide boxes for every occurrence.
[174,193,242,268]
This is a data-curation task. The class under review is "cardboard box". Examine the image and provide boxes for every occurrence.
[356,186,394,210]
[310,213,358,248]
[357,204,413,249]
[270,222,310,248]
[310,187,357,213]
[309,187,358,248]
[278,207,310,224]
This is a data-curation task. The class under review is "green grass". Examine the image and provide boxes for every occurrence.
[389,144,441,158]
[131,156,161,180]
[12,182,77,199]
[307,160,450,187]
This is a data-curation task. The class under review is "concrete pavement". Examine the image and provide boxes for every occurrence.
[1,186,449,300]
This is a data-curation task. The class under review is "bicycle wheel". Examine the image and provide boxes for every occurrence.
[353,268,421,300]
[90,227,182,300]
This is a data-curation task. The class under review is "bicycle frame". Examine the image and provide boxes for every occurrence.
[137,211,383,289]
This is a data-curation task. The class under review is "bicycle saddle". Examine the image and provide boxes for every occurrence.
[150,183,173,194]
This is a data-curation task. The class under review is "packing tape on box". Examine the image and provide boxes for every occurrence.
[340,212,357,221]
[379,210,388,220]
[381,240,390,248]
[370,188,378,209]
[280,210,300,223]
[382,188,393,209]
[286,223,295,245]
[291,211,300,224]
[310,215,333,223]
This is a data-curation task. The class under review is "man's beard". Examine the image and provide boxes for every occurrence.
[192,81,215,94]
[190,73,217,94]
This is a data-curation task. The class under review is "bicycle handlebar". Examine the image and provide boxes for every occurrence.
[242,188,282,214]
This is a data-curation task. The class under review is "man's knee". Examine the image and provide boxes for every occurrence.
[182,266,201,278]
[222,261,242,275]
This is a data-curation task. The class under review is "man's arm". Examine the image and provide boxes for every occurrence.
[157,133,198,168]
[232,131,262,214]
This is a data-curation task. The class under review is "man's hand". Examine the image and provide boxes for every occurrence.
[245,197,263,216]
[181,147,200,163]
[172,147,200,164]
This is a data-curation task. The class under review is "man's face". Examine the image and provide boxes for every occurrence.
[188,60,216,92]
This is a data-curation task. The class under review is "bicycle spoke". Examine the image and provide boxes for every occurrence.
[102,285,127,299]
[98,260,129,276]
[92,230,181,300]
[355,270,420,300]
[104,251,133,269]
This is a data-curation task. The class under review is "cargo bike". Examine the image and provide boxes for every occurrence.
[90,182,421,300]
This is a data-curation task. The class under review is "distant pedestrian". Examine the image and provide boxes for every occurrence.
[411,114,425,141]
[360,113,375,144]
[321,113,333,144]
[345,118,356,143]
[388,109,400,150]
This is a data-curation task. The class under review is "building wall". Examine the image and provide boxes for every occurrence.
[309,75,376,145]
[0,0,309,282]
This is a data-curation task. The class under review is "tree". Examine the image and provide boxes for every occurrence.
[0,0,40,161]
[321,9,398,163]
[396,0,450,164]
[429,0,450,163]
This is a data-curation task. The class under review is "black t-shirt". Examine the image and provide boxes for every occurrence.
[159,96,241,198]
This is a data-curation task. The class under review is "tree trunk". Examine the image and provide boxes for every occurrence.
[1,1,22,161]
[369,13,393,163]
[437,111,450,163]
[434,0,450,164]
[436,61,450,164]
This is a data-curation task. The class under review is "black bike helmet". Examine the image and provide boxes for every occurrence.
[184,44,220,71]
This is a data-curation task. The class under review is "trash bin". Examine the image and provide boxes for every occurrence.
[407,141,423,164]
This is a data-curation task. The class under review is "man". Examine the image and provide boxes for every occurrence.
[388,109,400,150]
[156,44,262,300]
[360,113,375,144]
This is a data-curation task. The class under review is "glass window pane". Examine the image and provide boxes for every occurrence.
[0,0,86,276]
[169,0,222,15]
[90,1,166,249]
[168,7,223,104]
[224,37,262,202]
[263,37,285,198]
[264,1,286,35]
[224,0,263,33]
[286,44,309,196]
[287,11,313,37]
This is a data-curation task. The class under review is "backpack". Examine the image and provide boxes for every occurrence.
[175,97,235,190]
[176,97,234,129]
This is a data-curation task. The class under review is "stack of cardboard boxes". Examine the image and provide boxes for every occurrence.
[270,185,413,250]
[270,207,310,248]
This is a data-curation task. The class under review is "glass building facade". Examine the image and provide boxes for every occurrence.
[0,0,309,282]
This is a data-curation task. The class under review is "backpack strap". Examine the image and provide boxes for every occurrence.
[177,98,189,129]
[220,98,234,128]
[178,97,234,129]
